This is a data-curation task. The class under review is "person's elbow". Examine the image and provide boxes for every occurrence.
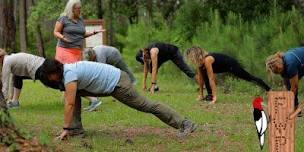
[53,31,59,38]
[65,100,75,108]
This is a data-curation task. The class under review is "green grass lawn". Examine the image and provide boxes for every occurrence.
[8,73,304,152]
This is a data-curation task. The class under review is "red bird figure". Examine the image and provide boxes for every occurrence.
[252,97,268,150]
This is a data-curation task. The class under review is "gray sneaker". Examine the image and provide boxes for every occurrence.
[7,101,20,109]
[178,119,197,137]
[84,100,102,112]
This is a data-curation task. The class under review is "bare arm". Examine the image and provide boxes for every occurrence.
[57,81,77,140]
[63,81,77,128]
[289,74,298,96]
[150,48,159,93]
[54,21,64,40]
[143,60,148,90]
[196,67,205,100]
[205,56,216,102]
[84,29,106,38]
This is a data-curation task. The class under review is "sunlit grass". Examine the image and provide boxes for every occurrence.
[8,73,304,151]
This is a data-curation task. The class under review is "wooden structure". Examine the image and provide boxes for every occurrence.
[84,19,107,47]
[268,91,295,152]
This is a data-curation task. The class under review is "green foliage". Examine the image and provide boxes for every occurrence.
[118,5,304,82]
[0,109,13,125]
[173,0,207,42]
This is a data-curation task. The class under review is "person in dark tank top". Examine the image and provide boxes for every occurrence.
[186,46,270,104]
[135,42,195,94]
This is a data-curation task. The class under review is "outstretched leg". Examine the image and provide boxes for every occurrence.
[111,72,185,129]
[230,65,271,91]
[171,51,195,79]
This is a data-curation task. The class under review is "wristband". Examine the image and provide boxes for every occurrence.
[151,82,157,85]
[63,127,75,131]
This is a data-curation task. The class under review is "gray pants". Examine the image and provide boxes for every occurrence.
[113,60,136,84]
[72,71,184,130]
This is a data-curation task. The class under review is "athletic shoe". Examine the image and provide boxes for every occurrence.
[7,101,19,109]
[154,85,159,92]
[178,119,197,137]
[203,95,213,101]
[84,100,102,112]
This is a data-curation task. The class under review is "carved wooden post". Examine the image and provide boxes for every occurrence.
[268,91,295,152]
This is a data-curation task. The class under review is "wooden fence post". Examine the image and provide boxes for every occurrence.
[268,91,295,152]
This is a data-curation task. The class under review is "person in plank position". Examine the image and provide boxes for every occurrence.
[40,59,197,140]
[136,42,195,93]
[0,49,84,135]
[266,47,304,116]
[83,45,136,84]
[186,46,271,103]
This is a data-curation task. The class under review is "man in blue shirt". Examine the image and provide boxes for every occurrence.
[266,47,304,116]
[40,59,197,140]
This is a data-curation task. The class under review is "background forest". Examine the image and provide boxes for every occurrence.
[1,0,304,79]
[2,1,304,151]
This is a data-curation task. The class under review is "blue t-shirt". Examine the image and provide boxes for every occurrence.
[282,47,304,79]
[63,61,121,94]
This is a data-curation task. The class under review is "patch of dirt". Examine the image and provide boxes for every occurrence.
[0,126,48,152]
[122,126,176,139]
[195,102,250,116]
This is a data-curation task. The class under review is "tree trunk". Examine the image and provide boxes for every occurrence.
[0,1,46,150]
[108,0,114,45]
[0,0,16,53]
[34,24,45,57]
[147,0,153,20]
[28,0,45,57]
[19,0,28,52]
[97,0,103,19]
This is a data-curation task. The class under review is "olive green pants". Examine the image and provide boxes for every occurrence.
[72,71,184,130]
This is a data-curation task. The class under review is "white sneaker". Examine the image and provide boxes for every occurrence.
[84,100,102,112]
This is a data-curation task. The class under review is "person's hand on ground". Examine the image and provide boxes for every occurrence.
[150,84,155,94]
[56,130,69,141]
[142,84,147,91]
[196,95,204,101]
[210,95,217,104]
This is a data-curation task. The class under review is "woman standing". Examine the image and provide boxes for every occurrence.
[53,0,103,111]
[186,46,270,104]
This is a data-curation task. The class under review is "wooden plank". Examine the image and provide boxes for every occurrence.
[268,91,295,152]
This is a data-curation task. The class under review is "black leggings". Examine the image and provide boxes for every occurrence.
[202,65,271,95]
[13,75,31,89]
[149,50,195,78]
[171,50,195,78]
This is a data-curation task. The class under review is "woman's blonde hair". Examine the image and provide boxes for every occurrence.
[265,52,284,73]
[185,46,208,66]
[265,52,284,83]
[61,0,81,19]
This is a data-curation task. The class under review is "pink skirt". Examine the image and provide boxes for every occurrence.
[55,47,82,64]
